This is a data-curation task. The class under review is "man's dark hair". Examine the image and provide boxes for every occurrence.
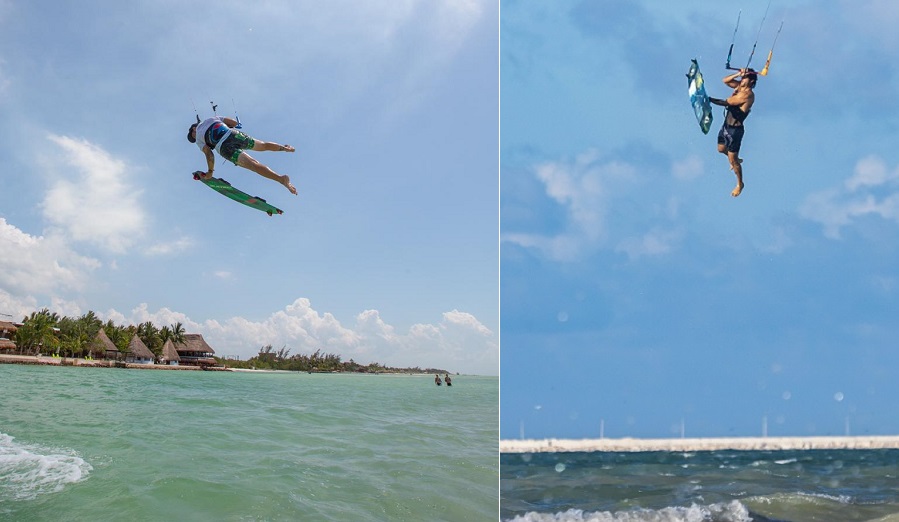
[187,123,198,143]
[745,70,758,86]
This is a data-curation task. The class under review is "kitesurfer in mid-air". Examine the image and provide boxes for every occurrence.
[187,116,297,195]
[710,68,756,197]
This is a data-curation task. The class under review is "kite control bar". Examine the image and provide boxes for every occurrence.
[725,2,783,76]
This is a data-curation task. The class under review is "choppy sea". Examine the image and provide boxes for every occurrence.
[0,365,498,521]
[501,448,899,522]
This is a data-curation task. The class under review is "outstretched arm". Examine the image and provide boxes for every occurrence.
[199,145,215,179]
[222,117,239,128]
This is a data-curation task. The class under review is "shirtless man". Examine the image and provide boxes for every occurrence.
[187,116,297,195]
[710,69,756,197]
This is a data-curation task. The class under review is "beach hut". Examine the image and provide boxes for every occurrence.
[0,321,17,354]
[160,339,181,366]
[173,334,216,367]
[125,335,155,365]
[0,338,15,353]
[89,328,120,360]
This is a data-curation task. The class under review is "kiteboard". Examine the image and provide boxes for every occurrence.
[193,172,283,216]
[687,59,713,134]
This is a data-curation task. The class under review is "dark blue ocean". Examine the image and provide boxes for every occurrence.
[501,449,899,521]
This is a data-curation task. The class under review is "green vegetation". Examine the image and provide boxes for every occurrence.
[11,308,186,359]
[9,309,451,374]
[218,345,450,374]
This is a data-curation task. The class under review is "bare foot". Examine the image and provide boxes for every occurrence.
[280,145,295,152]
[280,175,297,195]
[731,182,744,197]
[730,158,743,171]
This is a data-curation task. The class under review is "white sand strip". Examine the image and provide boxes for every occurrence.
[501,436,899,453]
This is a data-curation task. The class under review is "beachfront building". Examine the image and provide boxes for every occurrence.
[173,334,216,367]
[160,339,180,366]
[125,335,155,365]
[89,328,120,360]
[0,321,17,354]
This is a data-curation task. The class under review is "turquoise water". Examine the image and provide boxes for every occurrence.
[0,365,498,521]
[502,449,899,521]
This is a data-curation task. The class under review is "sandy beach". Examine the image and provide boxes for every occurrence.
[0,353,226,370]
[501,435,899,453]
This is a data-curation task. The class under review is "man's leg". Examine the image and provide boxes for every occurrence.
[236,152,297,195]
[252,140,295,153]
[727,151,744,197]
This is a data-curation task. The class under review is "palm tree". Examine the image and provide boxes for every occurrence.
[159,326,173,343]
[137,321,162,357]
[60,320,91,358]
[78,311,102,339]
[16,309,60,355]
[104,320,130,355]
[170,322,186,344]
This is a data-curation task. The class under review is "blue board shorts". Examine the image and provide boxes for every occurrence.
[717,124,744,154]
[219,132,256,165]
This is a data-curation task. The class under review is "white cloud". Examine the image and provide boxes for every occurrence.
[502,150,647,262]
[616,227,683,259]
[800,156,899,238]
[672,155,704,181]
[844,155,899,192]
[41,135,146,254]
[101,298,497,375]
[144,237,194,256]
[0,218,100,296]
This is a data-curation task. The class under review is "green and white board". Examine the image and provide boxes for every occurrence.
[193,172,283,216]
[687,59,713,134]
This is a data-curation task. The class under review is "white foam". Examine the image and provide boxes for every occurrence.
[507,501,753,522]
[0,432,92,501]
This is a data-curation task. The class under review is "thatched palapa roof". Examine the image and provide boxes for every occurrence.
[161,339,180,362]
[90,328,119,354]
[126,335,155,360]
[173,334,215,355]
[0,339,15,350]
[0,321,18,335]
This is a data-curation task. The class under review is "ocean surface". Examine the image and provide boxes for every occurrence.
[501,448,899,522]
[0,365,498,521]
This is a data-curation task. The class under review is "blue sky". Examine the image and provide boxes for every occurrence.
[501,0,899,438]
[0,0,498,376]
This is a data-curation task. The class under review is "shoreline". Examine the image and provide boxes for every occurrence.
[0,354,477,376]
[501,435,899,453]
[0,353,225,371]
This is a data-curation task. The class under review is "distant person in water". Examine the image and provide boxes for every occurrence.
[435,374,442,386]
[709,68,756,197]
[444,374,452,386]
[187,116,297,195]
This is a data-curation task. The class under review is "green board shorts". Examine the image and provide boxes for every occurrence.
[219,131,256,165]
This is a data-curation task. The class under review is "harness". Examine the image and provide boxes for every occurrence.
[204,121,232,154]
[725,105,750,127]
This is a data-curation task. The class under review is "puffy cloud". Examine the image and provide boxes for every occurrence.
[503,149,692,263]
[800,156,899,238]
[103,299,497,375]
[616,227,683,260]
[0,218,100,296]
[41,135,146,254]
[672,155,704,181]
[144,237,194,256]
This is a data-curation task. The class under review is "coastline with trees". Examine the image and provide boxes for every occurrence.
[0,308,453,375]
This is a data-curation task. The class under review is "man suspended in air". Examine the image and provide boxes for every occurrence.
[710,69,756,198]
[187,116,297,195]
